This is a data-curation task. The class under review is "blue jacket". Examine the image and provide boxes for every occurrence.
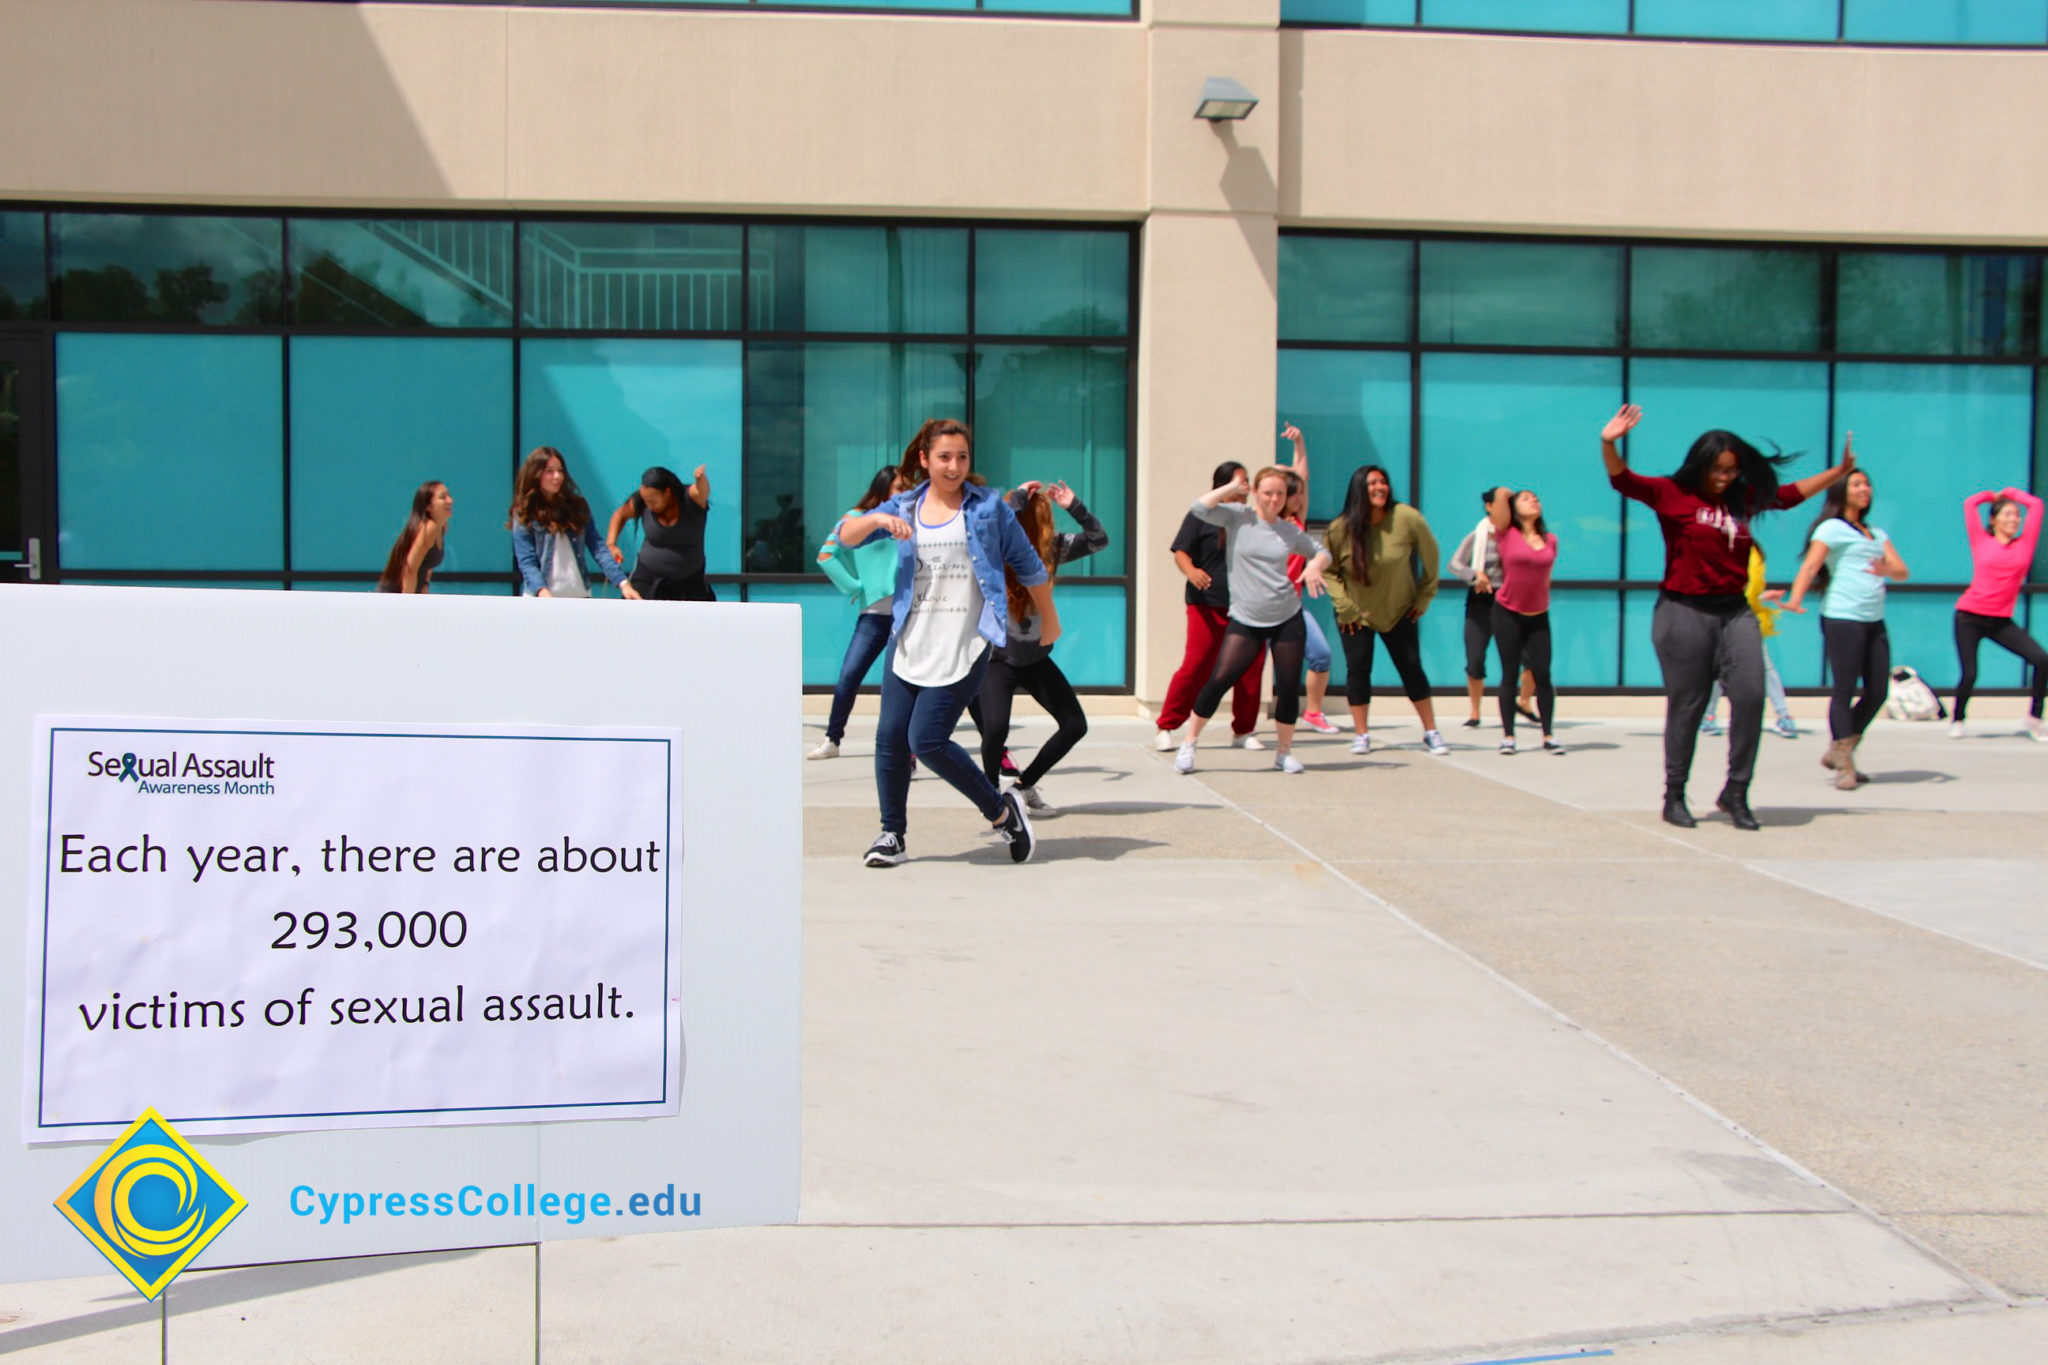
[511,519,627,596]
[854,481,1048,649]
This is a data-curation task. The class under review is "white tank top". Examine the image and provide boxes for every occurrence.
[892,501,985,687]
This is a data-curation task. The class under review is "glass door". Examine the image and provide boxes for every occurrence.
[0,337,49,581]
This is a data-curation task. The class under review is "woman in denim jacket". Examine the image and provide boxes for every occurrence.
[508,446,638,599]
[836,419,1056,869]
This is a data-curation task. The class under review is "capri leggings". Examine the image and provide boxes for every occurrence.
[1340,615,1431,706]
[1462,590,1495,681]
[1194,614,1308,726]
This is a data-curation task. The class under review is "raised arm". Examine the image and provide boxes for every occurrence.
[2007,487,2045,555]
[1788,432,1856,504]
[1600,404,1642,478]
[1190,471,1252,524]
[1047,483,1109,565]
[1282,422,1307,502]
[689,464,710,510]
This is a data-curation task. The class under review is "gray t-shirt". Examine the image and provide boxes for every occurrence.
[1189,500,1321,628]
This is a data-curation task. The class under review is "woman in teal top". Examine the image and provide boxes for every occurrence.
[1783,467,1909,789]
[809,466,908,759]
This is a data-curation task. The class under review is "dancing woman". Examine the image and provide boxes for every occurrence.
[1949,486,2047,740]
[509,447,639,600]
[606,464,715,602]
[1492,489,1562,755]
[1155,462,1266,751]
[1448,485,1536,727]
[1601,406,1852,829]
[1781,459,1908,787]
[377,480,452,594]
[810,465,908,760]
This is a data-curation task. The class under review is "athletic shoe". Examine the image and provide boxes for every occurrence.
[1698,716,1721,736]
[1543,739,1567,756]
[997,789,1035,864]
[1300,711,1339,735]
[1232,733,1265,751]
[1273,752,1305,774]
[1014,782,1051,812]
[807,739,840,760]
[1498,736,1516,755]
[1174,741,1197,775]
[1461,717,1482,729]
[1153,727,1180,752]
[862,831,907,868]
[1423,730,1450,756]
[1515,701,1540,724]
[1772,717,1799,740]
[2027,716,2048,743]
[1948,721,1966,739]
[1349,733,1372,755]
[1000,749,1020,778]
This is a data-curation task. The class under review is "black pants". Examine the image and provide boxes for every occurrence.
[1953,610,2048,721]
[1820,616,1890,740]
[1491,604,1554,738]
[1651,594,1763,792]
[1340,615,1431,706]
[631,570,716,602]
[1462,590,1496,681]
[977,655,1088,790]
[1195,615,1307,726]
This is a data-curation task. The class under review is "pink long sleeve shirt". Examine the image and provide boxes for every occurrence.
[1955,488,2043,618]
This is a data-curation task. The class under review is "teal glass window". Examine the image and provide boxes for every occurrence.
[0,212,46,320]
[518,338,744,577]
[521,223,745,332]
[54,214,285,325]
[1837,251,2041,357]
[1833,362,2034,583]
[1420,352,1624,578]
[1283,0,1418,21]
[1545,590,1622,687]
[974,229,1128,337]
[749,225,967,335]
[1621,590,1664,686]
[1279,237,1412,343]
[744,341,969,574]
[1420,0,1628,33]
[1420,241,1622,348]
[744,581,888,688]
[56,334,283,570]
[291,219,513,328]
[1634,0,1838,40]
[1845,0,2048,44]
[973,344,1128,575]
[1622,359,1831,581]
[984,0,1132,12]
[1035,584,1128,686]
[289,338,513,574]
[1630,248,1823,353]
[1276,349,1412,523]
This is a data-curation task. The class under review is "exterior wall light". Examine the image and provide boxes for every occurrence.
[1194,77,1258,122]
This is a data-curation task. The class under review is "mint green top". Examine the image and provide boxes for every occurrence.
[817,511,901,610]
[1813,519,1890,623]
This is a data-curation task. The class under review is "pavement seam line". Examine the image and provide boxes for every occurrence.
[797,1209,1863,1230]
[1153,741,2016,1312]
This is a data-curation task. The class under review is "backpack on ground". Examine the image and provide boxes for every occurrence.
[1884,665,1947,722]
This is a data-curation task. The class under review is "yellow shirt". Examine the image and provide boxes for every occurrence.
[1746,547,1777,639]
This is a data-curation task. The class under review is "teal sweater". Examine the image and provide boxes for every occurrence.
[817,511,900,609]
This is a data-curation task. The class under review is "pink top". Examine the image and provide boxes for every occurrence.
[1955,488,2043,618]
[1495,528,1557,616]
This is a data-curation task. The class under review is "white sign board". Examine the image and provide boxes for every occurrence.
[28,720,683,1139]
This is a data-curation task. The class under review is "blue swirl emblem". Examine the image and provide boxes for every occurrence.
[55,1108,246,1299]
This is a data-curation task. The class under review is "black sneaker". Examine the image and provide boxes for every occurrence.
[863,831,907,868]
[996,789,1035,864]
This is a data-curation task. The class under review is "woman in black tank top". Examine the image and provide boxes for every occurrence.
[606,465,715,602]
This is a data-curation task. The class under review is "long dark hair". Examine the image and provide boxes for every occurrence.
[1672,430,1794,520]
[1337,464,1399,583]
[1804,469,1873,596]
[507,446,593,534]
[854,465,899,513]
[1510,489,1549,541]
[630,465,687,517]
[378,481,444,593]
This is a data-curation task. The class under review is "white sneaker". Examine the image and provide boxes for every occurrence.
[1423,730,1450,756]
[1948,721,1966,739]
[1273,752,1305,774]
[1153,727,1180,752]
[1349,733,1372,755]
[807,739,840,760]
[1014,782,1051,812]
[2027,717,2048,743]
[1499,736,1516,755]
[1174,741,1197,775]
[1232,733,1265,751]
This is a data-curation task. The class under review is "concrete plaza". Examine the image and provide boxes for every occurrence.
[5,704,2046,1363]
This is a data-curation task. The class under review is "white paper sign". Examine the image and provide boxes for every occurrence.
[25,717,683,1139]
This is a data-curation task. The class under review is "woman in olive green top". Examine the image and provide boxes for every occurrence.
[1307,464,1448,756]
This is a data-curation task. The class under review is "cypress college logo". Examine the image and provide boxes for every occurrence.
[54,1108,246,1299]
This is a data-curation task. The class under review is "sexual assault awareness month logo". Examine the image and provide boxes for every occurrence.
[54,1108,246,1299]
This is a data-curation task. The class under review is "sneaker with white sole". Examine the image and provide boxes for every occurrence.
[1153,727,1180,752]
[1499,736,1516,755]
[1423,729,1450,755]
[862,831,907,868]
[1350,733,1372,755]
[1299,712,1339,735]
[1543,738,1566,756]
[2027,716,2048,743]
[996,788,1035,863]
[1232,733,1265,751]
[1273,752,1305,774]
[807,739,840,760]
[1948,721,1966,739]
[1772,717,1799,739]
[1014,782,1051,813]
[1174,741,1197,774]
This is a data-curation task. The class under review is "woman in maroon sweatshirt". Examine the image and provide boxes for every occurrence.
[1602,405,1854,830]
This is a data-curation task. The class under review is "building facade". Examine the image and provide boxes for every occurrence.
[2,0,2043,697]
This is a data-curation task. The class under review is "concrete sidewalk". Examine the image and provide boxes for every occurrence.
[6,709,2045,1362]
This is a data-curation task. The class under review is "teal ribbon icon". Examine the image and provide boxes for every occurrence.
[117,753,139,783]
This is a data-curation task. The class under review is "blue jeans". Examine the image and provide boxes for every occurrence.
[1303,609,1332,675]
[826,612,893,744]
[875,647,1001,836]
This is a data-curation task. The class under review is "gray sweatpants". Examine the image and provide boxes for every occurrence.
[1652,595,1764,792]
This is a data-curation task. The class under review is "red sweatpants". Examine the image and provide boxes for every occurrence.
[1156,603,1264,735]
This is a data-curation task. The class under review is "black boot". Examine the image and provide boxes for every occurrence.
[1716,782,1760,831]
[1661,786,1696,828]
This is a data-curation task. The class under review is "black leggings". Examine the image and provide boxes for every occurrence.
[1820,617,1890,740]
[977,655,1088,790]
[1462,590,1495,681]
[1340,616,1431,706]
[1195,615,1307,726]
[1953,610,2048,721]
[1491,604,1554,737]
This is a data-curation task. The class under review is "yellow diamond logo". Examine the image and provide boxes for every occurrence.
[53,1108,246,1300]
